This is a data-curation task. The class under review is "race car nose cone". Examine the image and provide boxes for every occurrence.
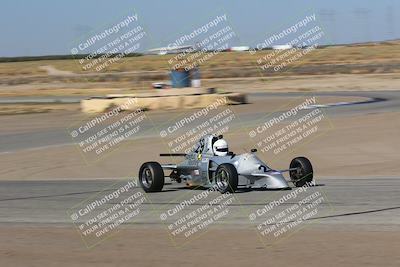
[266,172,291,189]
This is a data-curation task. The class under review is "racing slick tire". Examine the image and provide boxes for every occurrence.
[215,163,238,193]
[289,157,313,187]
[139,162,165,192]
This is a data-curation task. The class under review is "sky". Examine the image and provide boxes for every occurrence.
[0,0,399,57]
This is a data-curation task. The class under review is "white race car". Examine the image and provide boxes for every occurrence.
[139,134,313,193]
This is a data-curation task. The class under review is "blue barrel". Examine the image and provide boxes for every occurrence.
[170,70,190,88]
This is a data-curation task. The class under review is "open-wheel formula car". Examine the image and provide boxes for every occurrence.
[139,134,313,193]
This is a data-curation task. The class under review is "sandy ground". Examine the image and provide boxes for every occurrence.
[1,225,399,267]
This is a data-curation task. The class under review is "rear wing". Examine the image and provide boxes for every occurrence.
[159,153,187,157]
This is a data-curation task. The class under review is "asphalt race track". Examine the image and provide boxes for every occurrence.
[0,178,399,228]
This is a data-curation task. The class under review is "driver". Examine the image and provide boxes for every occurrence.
[213,139,229,156]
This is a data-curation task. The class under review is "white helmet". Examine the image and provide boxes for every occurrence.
[213,139,228,156]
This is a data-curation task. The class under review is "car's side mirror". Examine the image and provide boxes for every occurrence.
[251,149,257,153]
[228,151,234,155]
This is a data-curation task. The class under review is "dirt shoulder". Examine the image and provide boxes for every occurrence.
[0,224,399,267]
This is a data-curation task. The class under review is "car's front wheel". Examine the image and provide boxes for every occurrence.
[139,162,164,192]
[289,157,313,187]
[215,163,238,193]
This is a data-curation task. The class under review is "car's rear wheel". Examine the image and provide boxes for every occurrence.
[139,162,164,192]
[215,163,238,193]
[289,157,313,187]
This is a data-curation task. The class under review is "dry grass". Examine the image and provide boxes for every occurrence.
[1,41,399,77]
